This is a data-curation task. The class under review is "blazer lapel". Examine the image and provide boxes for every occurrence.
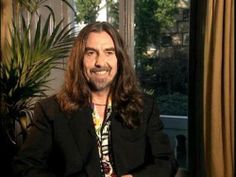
[111,112,124,176]
[68,106,95,142]
[68,106,102,176]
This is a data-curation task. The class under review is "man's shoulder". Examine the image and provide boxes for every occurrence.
[34,95,70,121]
[141,93,159,115]
[38,95,58,107]
[142,93,155,105]
[36,95,62,114]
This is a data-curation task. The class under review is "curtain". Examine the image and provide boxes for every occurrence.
[189,0,234,176]
[1,0,13,60]
[203,0,234,177]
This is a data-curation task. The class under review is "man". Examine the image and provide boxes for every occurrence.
[14,22,178,177]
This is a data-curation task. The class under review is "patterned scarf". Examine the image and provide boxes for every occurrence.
[92,99,117,177]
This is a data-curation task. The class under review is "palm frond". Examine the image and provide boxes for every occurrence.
[1,13,75,117]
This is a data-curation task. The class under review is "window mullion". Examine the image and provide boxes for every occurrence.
[119,0,135,66]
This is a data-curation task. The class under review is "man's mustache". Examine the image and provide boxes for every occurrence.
[90,66,111,72]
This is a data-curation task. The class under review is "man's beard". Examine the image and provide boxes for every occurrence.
[86,66,116,91]
[87,77,114,91]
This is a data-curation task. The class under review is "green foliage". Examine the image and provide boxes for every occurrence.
[75,0,101,23]
[154,0,178,30]
[157,93,188,115]
[17,0,47,13]
[135,1,188,116]
[17,0,76,15]
[155,50,188,95]
[138,49,188,94]
[0,0,75,143]
[108,1,119,28]
[74,0,117,24]
[134,0,178,61]
[1,15,74,116]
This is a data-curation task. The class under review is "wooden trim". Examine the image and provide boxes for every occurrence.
[1,0,12,61]
[119,0,135,65]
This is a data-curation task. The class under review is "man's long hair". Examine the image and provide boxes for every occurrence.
[56,22,143,128]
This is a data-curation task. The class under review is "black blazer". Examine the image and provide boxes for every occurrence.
[13,95,178,177]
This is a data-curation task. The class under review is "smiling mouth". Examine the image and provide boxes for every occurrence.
[91,67,111,75]
[93,71,108,75]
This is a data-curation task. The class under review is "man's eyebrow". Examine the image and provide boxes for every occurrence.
[85,47,97,52]
[85,47,115,52]
[104,47,115,51]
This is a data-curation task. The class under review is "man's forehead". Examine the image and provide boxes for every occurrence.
[86,32,113,42]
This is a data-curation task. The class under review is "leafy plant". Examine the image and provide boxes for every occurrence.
[75,0,102,23]
[158,93,188,115]
[0,0,75,144]
[134,0,178,61]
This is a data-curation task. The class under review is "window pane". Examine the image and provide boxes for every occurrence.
[73,0,119,29]
[134,0,190,170]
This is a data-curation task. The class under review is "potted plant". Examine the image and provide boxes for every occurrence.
[0,0,75,149]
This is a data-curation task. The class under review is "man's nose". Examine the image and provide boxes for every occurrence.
[95,54,105,66]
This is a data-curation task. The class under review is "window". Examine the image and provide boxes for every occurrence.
[134,0,190,171]
[73,0,119,30]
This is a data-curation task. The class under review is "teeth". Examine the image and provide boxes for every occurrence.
[95,71,107,75]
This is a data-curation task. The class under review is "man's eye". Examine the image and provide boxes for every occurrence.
[106,51,115,56]
[86,51,95,56]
